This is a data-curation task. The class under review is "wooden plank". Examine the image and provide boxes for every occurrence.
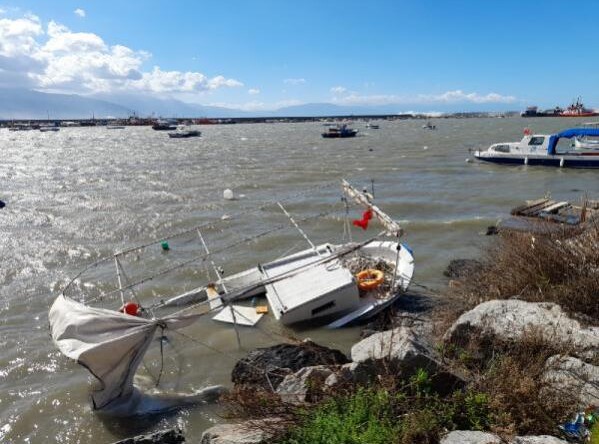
[541,201,570,214]
[521,200,556,216]
[510,198,550,216]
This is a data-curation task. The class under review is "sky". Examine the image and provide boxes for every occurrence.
[1,0,599,112]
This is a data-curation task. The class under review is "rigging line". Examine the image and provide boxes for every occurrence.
[66,210,334,303]
[155,326,165,387]
[76,213,327,303]
[113,179,343,257]
[169,329,304,384]
[61,185,343,296]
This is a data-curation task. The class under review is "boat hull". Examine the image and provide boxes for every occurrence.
[474,153,599,168]
[321,132,357,138]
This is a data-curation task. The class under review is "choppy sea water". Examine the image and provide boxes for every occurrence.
[1,117,598,443]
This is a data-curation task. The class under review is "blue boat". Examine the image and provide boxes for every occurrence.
[474,128,599,168]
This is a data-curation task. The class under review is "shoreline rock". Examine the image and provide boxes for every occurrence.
[231,340,349,390]
[444,299,599,359]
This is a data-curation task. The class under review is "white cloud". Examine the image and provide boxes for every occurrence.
[248,88,260,95]
[284,78,305,85]
[74,8,86,18]
[419,90,516,104]
[132,67,242,93]
[330,86,347,95]
[208,99,303,112]
[0,13,243,95]
[331,90,516,106]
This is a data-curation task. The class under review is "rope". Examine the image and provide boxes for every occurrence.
[77,210,333,305]
[156,326,165,387]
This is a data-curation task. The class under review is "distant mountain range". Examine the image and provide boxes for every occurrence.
[0,88,516,120]
[0,89,133,120]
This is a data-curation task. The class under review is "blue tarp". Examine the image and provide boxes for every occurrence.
[547,128,599,154]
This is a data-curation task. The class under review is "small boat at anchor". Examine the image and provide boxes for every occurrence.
[422,121,436,130]
[322,124,358,138]
[152,119,178,131]
[474,128,599,168]
[168,125,201,138]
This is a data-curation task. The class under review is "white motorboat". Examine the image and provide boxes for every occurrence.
[168,125,201,138]
[39,125,60,132]
[48,179,414,413]
[422,121,436,130]
[474,128,599,168]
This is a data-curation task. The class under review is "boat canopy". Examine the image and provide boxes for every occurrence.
[547,128,599,154]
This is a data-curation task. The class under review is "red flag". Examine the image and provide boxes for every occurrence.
[352,208,373,230]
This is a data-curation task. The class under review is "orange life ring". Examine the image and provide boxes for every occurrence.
[356,269,384,291]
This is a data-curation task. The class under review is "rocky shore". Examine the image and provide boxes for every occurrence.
[115,227,599,444]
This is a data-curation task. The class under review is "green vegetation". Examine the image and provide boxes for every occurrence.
[227,225,599,443]
[276,372,493,444]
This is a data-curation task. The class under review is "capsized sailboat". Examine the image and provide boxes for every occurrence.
[48,179,414,413]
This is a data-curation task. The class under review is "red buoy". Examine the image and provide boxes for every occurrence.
[119,302,140,316]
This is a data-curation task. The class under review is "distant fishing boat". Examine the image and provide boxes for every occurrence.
[39,125,60,132]
[559,97,599,117]
[366,122,380,129]
[322,124,358,138]
[474,127,599,168]
[422,121,436,130]
[152,119,178,131]
[168,125,201,138]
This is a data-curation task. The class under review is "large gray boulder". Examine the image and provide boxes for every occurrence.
[440,431,501,443]
[440,431,568,444]
[276,365,334,405]
[351,326,434,364]
[444,300,599,358]
[231,340,349,390]
[350,326,464,393]
[543,355,599,408]
[200,419,280,444]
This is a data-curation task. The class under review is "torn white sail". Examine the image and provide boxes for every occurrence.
[49,294,202,410]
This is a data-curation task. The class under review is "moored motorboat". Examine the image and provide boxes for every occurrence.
[168,125,201,138]
[422,121,436,130]
[39,125,60,132]
[474,128,599,168]
[322,124,358,138]
[152,119,178,130]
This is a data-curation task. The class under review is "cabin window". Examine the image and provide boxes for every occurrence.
[528,137,545,146]
[494,144,510,153]
[311,301,336,316]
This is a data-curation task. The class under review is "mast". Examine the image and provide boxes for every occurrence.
[341,179,403,237]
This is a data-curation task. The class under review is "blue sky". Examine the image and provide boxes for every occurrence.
[2,0,599,112]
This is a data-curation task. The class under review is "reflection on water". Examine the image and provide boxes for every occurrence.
[1,117,598,443]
